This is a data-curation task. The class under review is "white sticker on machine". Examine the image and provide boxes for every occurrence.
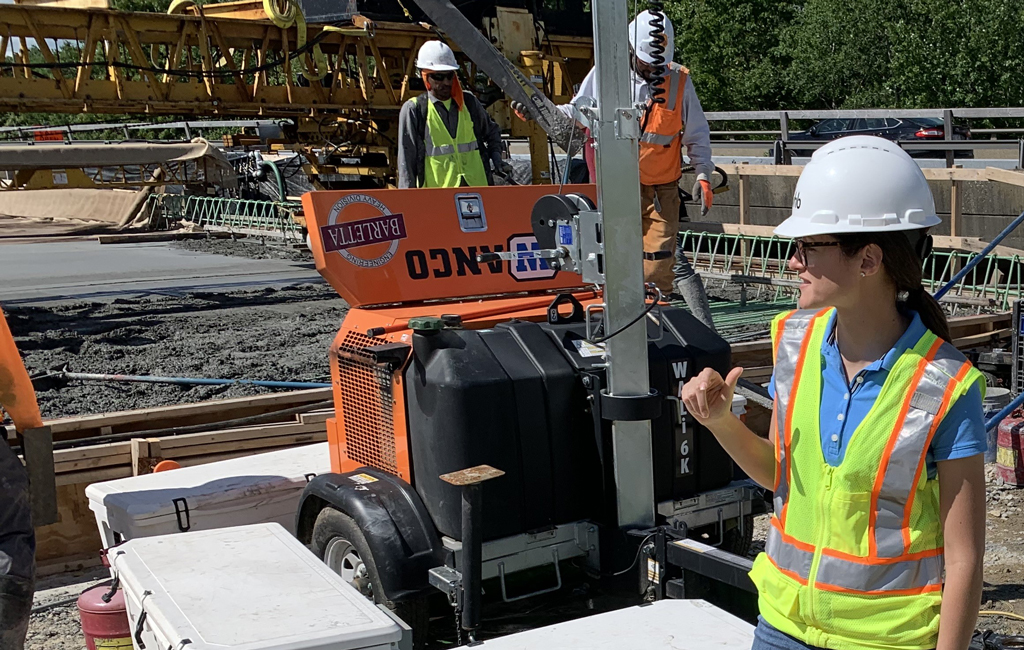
[572,339,606,358]
[349,473,378,485]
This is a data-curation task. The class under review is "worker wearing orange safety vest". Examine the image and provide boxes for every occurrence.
[513,10,716,330]
[681,137,987,650]
[0,308,40,650]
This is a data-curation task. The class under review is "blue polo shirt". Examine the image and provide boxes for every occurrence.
[768,310,986,478]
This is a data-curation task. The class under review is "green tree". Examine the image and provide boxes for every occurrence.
[664,0,798,111]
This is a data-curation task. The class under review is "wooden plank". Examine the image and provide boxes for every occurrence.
[950,179,962,238]
[52,441,132,463]
[161,430,326,458]
[299,409,333,425]
[952,328,1011,349]
[45,388,331,435]
[34,480,103,563]
[55,465,132,486]
[157,421,326,451]
[54,451,132,473]
[986,167,1024,188]
[716,163,990,183]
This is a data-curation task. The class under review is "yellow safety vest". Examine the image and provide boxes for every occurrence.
[750,308,984,650]
[422,98,488,188]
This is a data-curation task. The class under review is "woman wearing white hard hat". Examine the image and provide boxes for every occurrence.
[681,136,986,650]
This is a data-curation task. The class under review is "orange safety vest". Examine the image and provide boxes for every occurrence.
[0,308,42,432]
[639,63,688,187]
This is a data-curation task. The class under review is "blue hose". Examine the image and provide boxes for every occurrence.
[63,371,330,390]
[986,390,1024,432]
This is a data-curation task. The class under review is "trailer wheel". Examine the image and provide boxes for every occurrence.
[311,507,430,647]
[719,514,754,558]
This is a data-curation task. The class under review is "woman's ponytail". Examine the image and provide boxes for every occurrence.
[903,286,952,344]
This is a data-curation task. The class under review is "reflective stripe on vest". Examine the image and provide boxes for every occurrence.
[871,341,973,558]
[769,308,828,524]
[817,549,944,594]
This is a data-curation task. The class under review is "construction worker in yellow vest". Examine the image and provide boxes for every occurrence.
[680,136,987,650]
[0,308,41,650]
[515,10,717,330]
[397,41,511,189]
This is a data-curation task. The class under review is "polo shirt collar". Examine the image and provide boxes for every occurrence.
[823,309,926,372]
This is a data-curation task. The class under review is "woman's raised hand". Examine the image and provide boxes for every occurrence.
[679,366,744,427]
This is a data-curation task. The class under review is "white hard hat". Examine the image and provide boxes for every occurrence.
[774,135,941,238]
[629,10,674,65]
[416,40,459,72]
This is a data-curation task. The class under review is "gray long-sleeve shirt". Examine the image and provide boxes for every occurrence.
[557,67,715,182]
[397,91,504,189]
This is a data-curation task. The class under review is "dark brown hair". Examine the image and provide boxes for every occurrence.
[834,231,952,343]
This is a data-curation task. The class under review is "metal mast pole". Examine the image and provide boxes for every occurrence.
[591,0,655,528]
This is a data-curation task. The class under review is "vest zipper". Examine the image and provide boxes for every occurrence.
[807,466,834,637]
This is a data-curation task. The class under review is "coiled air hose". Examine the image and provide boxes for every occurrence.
[167,0,328,81]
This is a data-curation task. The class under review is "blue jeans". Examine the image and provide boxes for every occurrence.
[752,617,934,650]
[752,618,824,650]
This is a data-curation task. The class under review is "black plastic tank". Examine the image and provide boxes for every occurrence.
[404,305,733,541]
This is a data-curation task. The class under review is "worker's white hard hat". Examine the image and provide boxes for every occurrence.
[628,10,674,65]
[774,135,941,238]
[416,40,459,72]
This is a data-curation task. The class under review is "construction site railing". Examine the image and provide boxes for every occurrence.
[147,194,303,239]
[704,108,1024,168]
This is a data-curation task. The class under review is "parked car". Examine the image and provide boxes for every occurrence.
[788,117,972,158]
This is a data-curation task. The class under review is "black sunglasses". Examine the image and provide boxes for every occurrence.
[428,72,455,82]
[793,239,841,266]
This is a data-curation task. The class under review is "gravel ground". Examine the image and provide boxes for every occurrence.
[171,237,312,263]
[7,283,346,419]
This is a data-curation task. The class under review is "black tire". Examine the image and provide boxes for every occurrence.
[310,508,430,647]
[720,514,755,558]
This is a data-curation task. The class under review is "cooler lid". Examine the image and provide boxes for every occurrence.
[112,523,402,650]
[472,599,753,649]
[85,443,329,522]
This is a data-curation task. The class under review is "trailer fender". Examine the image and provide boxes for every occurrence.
[296,467,445,602]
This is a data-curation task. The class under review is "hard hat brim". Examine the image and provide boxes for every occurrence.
[419,63,460,72]
[773,213,942,238]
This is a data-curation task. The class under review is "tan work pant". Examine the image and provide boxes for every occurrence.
[641,181,680,293]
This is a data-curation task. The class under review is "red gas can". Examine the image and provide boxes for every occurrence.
[997,408,1024,487]
[77,583,132,650]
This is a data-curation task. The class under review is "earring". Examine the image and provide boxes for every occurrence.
[860,272,866,277]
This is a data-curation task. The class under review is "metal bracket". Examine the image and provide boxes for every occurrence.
[578,209,605,284]
[498,548,562,602]
[599,388,662,421]
[428,565,463,608]
[614,108,640,141]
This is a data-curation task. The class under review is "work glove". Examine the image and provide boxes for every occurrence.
[510,100,530,122]
[498,160,515,176]
[691,176,713,217]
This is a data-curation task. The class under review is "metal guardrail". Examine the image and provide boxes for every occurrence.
[704,108,1024,167]
[678,230,1024,314]
[147,194,303,238]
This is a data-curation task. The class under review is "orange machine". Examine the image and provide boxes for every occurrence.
[296,184,747,644]
[303,185,600,481]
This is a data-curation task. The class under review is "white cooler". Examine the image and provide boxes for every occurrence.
[112,523,406,650]
[473,599,753,649]
[86,443,330,548]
